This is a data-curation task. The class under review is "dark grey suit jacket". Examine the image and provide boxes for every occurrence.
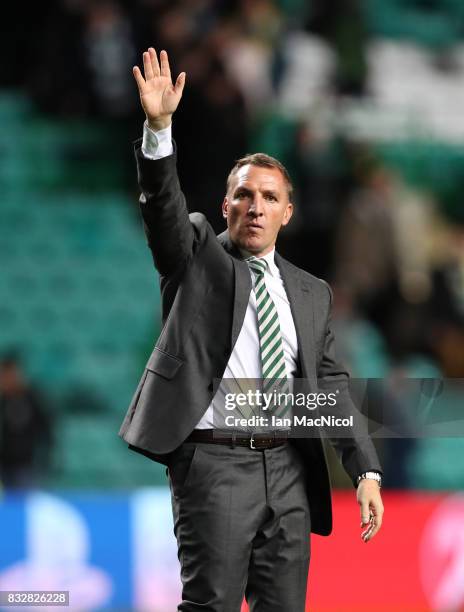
[119,141,383,536]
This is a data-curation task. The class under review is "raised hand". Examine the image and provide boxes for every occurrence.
[133,48,186,131]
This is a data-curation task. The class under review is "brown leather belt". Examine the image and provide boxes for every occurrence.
[184,429,289,450]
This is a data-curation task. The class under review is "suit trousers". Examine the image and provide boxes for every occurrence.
[167,440,311,612]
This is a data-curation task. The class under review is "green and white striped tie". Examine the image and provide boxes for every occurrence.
[247,257,290,406]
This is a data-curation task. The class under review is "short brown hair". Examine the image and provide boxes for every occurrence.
[226,153,294,202]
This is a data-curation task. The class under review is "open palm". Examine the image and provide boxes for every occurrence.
[133,48,186,129]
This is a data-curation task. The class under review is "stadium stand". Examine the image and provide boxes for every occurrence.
[0,92,165,487]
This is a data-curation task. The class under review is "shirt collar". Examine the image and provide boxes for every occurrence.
[239,247,277,277]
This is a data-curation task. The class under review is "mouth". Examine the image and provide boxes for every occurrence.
[247,223,264,230]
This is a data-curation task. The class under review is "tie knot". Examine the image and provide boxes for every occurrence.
[246,256,267,276]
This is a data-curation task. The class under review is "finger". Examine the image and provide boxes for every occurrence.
[362,527,374,542]
[369,522,381,540]
[369,511,383,536]
[361,523,373,539]
[132,66,146,91]
[174,72,186,95]
[360,501,371,525]
[362,519,380,542]
[149,47,160,77]
[370,500,384,528]
[359,513,375,527]
[361,506,383,542]
[361,515,376,540]
[143,51,154,80]
[160,49,171,80]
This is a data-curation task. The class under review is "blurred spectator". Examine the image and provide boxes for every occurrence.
[305,0,368,95]
[220,0,284,111]
[333,154,443,358]
[290,124,355,277]
[427,221,464,376]
[334,157,400,313]
[28,0,139,119]
[0,353,53,489]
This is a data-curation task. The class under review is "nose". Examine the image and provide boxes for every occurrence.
[248,195,264,217]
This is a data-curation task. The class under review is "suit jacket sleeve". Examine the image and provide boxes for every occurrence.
[317,282,383,486]
[134,138,195,277]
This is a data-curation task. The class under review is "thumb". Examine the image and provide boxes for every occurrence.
[174,72,186,95]
[360,501,371,525]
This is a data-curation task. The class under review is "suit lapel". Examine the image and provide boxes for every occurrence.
[230,258,252,348]
[275,253,316,382]
[217,230,252,349]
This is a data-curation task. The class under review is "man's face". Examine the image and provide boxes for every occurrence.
[222,164,293,256]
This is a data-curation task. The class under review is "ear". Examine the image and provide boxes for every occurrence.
[281,202,293,227]
[222,197,228,219]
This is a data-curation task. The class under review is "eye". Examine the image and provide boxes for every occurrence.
[264,193,277,202]
[235,191,248,199]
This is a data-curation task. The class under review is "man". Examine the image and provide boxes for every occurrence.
[119,48,384,611]
[0,353,52,489]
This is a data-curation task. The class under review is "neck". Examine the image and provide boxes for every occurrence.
[238,245,276,259]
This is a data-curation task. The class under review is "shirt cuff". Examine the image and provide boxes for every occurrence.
[141,121,174,160]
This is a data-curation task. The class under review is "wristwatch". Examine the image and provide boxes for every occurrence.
[357,471,382,488]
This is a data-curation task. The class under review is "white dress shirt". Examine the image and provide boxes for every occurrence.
[141,122,299,430]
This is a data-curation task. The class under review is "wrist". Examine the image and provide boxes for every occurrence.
[357,471,382,488]
[147,116,172,132]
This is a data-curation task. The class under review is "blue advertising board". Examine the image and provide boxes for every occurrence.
[0,489,181,610]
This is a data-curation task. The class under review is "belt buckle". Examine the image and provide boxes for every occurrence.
[250,433,256,450]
